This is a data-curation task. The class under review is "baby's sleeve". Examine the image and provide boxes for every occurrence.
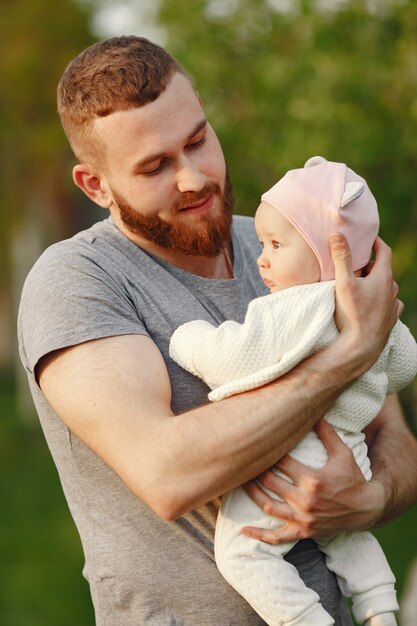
[386,320,417,394]
[169,295,276,390]
[169,319,221,387]
[169,283,337,400]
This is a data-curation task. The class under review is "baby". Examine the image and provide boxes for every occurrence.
[169,156,417,626]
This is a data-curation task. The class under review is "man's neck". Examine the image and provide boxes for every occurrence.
[160,245,234,279]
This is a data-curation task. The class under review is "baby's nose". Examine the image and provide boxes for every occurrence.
[257,252,269,268]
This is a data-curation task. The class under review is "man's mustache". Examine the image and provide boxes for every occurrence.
[171,182,221,212]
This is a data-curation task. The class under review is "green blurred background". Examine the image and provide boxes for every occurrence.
[1,0,417,624]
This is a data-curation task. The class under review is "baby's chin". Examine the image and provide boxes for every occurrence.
[269,285,282,294]
[269,280,318,293]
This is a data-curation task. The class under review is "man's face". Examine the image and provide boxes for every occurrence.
[93,72,233,256]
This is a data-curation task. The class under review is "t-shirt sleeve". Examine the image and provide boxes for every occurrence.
[17,242,148,377]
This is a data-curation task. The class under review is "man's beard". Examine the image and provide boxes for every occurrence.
[112,169,234,257]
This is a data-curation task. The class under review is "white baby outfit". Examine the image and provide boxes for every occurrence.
[169,281,417,626]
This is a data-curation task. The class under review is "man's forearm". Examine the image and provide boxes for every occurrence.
[157,332,368,517]
[39,330,366,521]
[366,394,417,526]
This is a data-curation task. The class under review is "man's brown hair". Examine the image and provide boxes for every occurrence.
[57,36,188,164]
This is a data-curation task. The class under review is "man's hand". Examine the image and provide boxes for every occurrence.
[331,234,402,370]
[241,420,385,544]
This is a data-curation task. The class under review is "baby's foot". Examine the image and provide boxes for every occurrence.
[364,612,397,626]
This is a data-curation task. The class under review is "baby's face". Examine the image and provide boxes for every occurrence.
[255,201,320,293]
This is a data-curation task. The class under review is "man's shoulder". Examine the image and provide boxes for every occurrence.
[26,218,123,278]
[232,214,255,231]
[19,219,127,326]
[49,217,117,253]
[232,214,258,246]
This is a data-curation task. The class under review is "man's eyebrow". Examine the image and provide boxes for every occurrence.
[131,119,208,173]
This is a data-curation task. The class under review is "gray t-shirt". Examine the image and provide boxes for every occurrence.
[18,215,352,625]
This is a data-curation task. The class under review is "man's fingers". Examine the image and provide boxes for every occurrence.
[372,235,391,257]
[313,420,345,457]
[241,525,300,545]
[274,454,314,482]
[362,260,374,276]
[372,237,394,277]
[372,239,401,326]
[243,480,292,517]
[255,469,296,500]
[392,283,403,317]
[329,233,353,280]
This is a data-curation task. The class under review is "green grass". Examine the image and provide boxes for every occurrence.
[1,372,416,625]
[0,373,94,626]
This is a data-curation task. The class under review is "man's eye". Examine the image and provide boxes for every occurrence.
[272,241,280,249]
[187,136,207,150]
[145,160,167,176]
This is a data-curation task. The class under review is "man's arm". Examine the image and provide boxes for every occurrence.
[365,393,417,526]
[38,332,356,520]
[37,235,400,520]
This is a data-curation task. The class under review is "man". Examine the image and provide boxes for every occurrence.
[18,36,417,625]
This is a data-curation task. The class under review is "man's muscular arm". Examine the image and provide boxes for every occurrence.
[37,235,399,520]
[365,393,417,526]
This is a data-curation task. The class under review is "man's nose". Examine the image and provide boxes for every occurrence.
[176,157,205,193]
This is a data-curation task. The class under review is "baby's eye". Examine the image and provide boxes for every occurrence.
[272,241,281,249]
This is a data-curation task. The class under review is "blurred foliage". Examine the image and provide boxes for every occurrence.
[0,373,94,625]
[0,0,100,286]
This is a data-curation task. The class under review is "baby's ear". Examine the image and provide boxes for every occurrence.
[304,155,327,168]
[341,181,365,207]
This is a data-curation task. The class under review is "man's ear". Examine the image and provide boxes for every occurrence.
[72,164,112,208]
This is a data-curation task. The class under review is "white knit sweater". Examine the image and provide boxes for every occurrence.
[170,281,417,432]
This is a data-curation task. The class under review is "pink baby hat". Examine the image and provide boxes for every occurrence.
[261,156,380,281]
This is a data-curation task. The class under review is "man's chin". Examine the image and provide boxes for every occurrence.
[116,188,233,257]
